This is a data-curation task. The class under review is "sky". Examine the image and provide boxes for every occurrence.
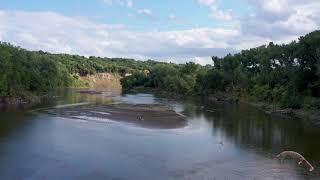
[0,0,319,65]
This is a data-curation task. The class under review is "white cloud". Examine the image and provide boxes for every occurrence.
[0,10,239,64]
[194,56,213,65]
[137,9,156,19]
[247,0,294,21]
[241,0,320,39]
[103,0,133,8]
[168,14,189,23]
[137,9,152,16]
[168,14,178,21]
[103,0,113,6]
[128,13,135,18]
[198,0,218,7]
[126,0,133,8]
[198,0,234,22]
[209,7,233,21]
[0,0,320,66]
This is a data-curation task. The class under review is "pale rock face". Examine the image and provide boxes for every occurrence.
[80,73,122,93]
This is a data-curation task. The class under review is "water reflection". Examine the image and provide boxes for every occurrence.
[0,91,319,180]
[181,98,320,160]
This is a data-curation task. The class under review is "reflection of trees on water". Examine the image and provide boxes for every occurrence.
[181,100,320,160]
[0,111,33,140]
[54,89,115,105]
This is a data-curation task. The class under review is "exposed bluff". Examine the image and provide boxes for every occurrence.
[80,73,122,92]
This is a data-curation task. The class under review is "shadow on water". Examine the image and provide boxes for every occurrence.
[0,110,35,141]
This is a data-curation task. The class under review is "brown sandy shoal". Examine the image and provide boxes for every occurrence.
[44,104,187,129]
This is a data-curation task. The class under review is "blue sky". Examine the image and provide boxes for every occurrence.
[0,0,251,31]
[0,0,319,64]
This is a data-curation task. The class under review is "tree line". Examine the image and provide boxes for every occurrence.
[0,42,164,100]
[121,30,320,109]
[1,30,319,109]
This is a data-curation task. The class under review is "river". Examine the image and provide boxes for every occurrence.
[0,89,319,180]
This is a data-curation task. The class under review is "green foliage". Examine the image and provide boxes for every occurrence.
[0,42,164,100]
[280,94,303,109]
[0,43,73,96]
[252,85,272,102]
[195,69,226,93]
[120,71,149,89]
[121,30,320,109]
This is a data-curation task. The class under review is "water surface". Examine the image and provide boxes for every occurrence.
[0,90,319,180]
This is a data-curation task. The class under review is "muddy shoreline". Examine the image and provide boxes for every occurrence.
[244,101,320,126]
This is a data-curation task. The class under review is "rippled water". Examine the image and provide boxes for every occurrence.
[0,90,319,180]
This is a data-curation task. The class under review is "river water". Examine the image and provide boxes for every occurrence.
[0,89,319,180]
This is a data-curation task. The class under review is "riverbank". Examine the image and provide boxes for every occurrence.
[244,101,320,126]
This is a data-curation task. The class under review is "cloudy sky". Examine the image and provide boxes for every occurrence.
[0,0,319,65]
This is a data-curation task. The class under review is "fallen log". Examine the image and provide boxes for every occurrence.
[276,151,314,172]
